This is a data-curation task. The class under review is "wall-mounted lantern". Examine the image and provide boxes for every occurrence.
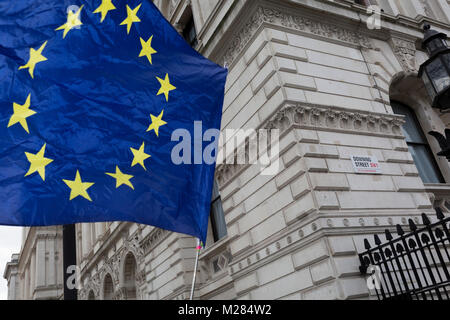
[418,25,450,112]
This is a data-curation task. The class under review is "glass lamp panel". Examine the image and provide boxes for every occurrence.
[427,38,446,55]
[422,70,437,103]
[443,52,450,75]
[427,58,450,93]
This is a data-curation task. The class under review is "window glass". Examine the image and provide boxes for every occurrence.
[408,145,444,183]
[391,104,426,144]
[210,180,227,242]
[183,16,198,48]
[391,101,444,184]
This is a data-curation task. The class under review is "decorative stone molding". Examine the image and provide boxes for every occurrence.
[81,234,147,300]
[80,225,171,299]
[123,235,145,265]
[390,37,418,73]
[266,104,405,135]
[169,0,180,17]
[222,6,374,66]
[229,213,430,282]
[208,249,233,277]
[113,287,126,300]
[216,103,405,187]
[141,228,169,254]
[79,273,101,300]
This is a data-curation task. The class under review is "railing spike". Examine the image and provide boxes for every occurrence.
[408,219,417,232]
[422,213,431,226]
[385,229,393,241]
[374,234,382,245]
[364,239,371,250]
[396,224,405,236]
[435,207,445,220]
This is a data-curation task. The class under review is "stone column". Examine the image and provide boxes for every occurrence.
[35,237,46,288]
[94,223,105,242]
[81,224,92,259]
[24,266,30,299]
[386,0,401,15]
[436,0,450,22]
[30,251,36,299]
[190,0,203,31]
[400,0,426,17]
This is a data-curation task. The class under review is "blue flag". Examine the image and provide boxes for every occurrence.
[0,0,227,243]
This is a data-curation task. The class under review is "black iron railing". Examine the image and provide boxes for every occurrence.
[359,208,450,300]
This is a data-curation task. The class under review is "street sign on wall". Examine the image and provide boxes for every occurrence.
[351,156,382,174]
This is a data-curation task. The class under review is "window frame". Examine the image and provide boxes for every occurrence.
[182,15,198,48]
[391,100,445,184]
[209,180,227,243]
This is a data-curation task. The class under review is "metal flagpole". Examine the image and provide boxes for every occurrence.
[189,238,201,300]
[63,224,78,300]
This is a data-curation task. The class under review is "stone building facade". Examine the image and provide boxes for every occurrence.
[5,0,450,300]
[4,227,63,300]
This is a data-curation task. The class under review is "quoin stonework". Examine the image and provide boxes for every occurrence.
[4,0,450,300]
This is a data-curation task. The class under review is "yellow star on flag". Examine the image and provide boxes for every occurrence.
[120,4,141,34]
[8,94,37,134]
[18,41,48,79]
[63,170,95,201]
[24,143,53,181]
[55,5,84,39]
[139,36,157,64]
[106,166,134,190]
[156,73,176,102]
[147,110,167,137]
[130,142,151,170]
[93,0,116,23]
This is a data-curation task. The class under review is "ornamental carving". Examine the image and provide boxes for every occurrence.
[265,104,404,136]
[222,6,373,66]
[141,228,169,254]
[123,235,145,265]
[391,37,417,73]
[216,103,405,187]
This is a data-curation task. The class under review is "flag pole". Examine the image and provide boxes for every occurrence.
[63,224,78,300]
[189,238,201,300]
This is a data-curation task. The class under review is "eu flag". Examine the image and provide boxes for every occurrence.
[0,0,227,243]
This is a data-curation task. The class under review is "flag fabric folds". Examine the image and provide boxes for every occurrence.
[0,0,227,243]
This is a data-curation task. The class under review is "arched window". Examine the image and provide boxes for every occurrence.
[391,101,445,184]
[103,274,114,300]
[123,253,137,300]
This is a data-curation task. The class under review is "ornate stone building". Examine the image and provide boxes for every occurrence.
[5,0,450,300]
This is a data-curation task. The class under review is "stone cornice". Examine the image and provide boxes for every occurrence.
[265,104,405,137]
[204,0,450,68]
[227,211,431,288]
[17,226,62,274]
[215,103,406,188]
[219,5,375,68]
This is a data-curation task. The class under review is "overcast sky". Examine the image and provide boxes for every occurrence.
[0,227,22,300]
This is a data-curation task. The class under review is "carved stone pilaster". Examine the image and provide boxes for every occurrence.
[390,37,417,73]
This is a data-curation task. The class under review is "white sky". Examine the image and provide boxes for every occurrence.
[0,226,22,300]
